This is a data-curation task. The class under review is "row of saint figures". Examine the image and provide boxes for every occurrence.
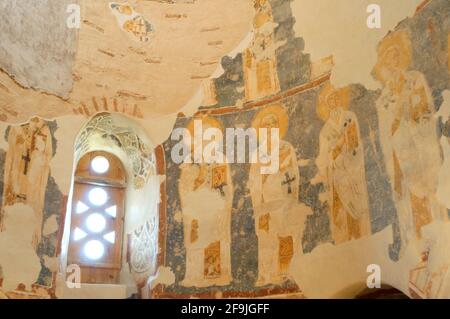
[0,20,449,292]
[177,29,450,288]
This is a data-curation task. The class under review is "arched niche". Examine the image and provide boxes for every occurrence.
[59,113,160,299]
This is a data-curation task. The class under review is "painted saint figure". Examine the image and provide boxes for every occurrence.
[0,205,41,294]
[244,0,281,101]
[249,104,311,286]
[110,2,153,43]
[437,94,450,210]
[0,117,53,249]
[374,30,446,248]
[315,84,371,244]
[409,239,450,299]
[179,116,232,287]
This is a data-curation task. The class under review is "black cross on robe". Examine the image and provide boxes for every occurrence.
[281,172,296,194]
[21,149,31,175]
[214,183,227,197]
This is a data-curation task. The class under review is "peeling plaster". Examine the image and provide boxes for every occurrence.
[0,204,41,292]
[0,0,78,98]
[292,0,423,89]
[149,266,176,288]
[50,115,86,193]
[2,0,450,299]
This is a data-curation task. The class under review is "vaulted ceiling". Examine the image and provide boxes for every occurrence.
[0,0,254,123]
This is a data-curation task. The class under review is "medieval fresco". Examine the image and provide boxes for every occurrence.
[244,0,281,101]
[0,118,62,296]
[315,84,372,245]
[75,113,156,189]
[178,116,233,288]
[374,29,447,251]
[409,251,450,298]
[110,2,154,43]
[1,0,450,300]
[249,104,312,286]
[2,118,54,248]
[437,91,450,210]
[156,0,450,298]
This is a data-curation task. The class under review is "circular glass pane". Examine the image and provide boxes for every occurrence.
[84,240,105,260]
[91,156,110,174]
[86,213,106,233]
[88,188,108,206]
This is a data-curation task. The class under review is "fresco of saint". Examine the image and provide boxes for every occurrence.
[315,84,371,245]
[110,2,153,43]
[178,116,232,287]
[249,104,311,286]
[409,246,450,299]
[374,30,446,248]
[244,0,281,101]
[0,117,53,249]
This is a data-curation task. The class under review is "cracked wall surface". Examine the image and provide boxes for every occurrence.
[0,0,450,299]
[0,0,78,98]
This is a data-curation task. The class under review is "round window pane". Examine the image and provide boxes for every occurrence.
[86,213,106,233]
[84,240,105,260]
[88,188,108,206]
[91,156,110,174]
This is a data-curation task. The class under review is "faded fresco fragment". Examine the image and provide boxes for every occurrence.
[179,116,233,287]
[157,0,450,298]
[1,0,450,300]
[110,2,154,43]
[314,84,372,245]
[374,29,447,252]
[437,91,450,210]
[244,0,281,101]
[1,118,53,248]
[0,118,61,297]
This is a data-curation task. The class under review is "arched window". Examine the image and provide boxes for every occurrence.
[67,151,126,284]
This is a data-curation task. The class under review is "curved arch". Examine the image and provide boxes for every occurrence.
[329,281,411,299]
[74,112,156,189]
[76,151,127,185]
[355,284,410,299]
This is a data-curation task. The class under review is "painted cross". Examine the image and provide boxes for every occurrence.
[21,149,31,175]
[214,183,226,197]
[136,18,145,29]
[16,194,27,201]
[260,40,267,51]
[282,172,296,194]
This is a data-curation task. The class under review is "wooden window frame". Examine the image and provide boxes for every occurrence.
[67,151,127,284]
